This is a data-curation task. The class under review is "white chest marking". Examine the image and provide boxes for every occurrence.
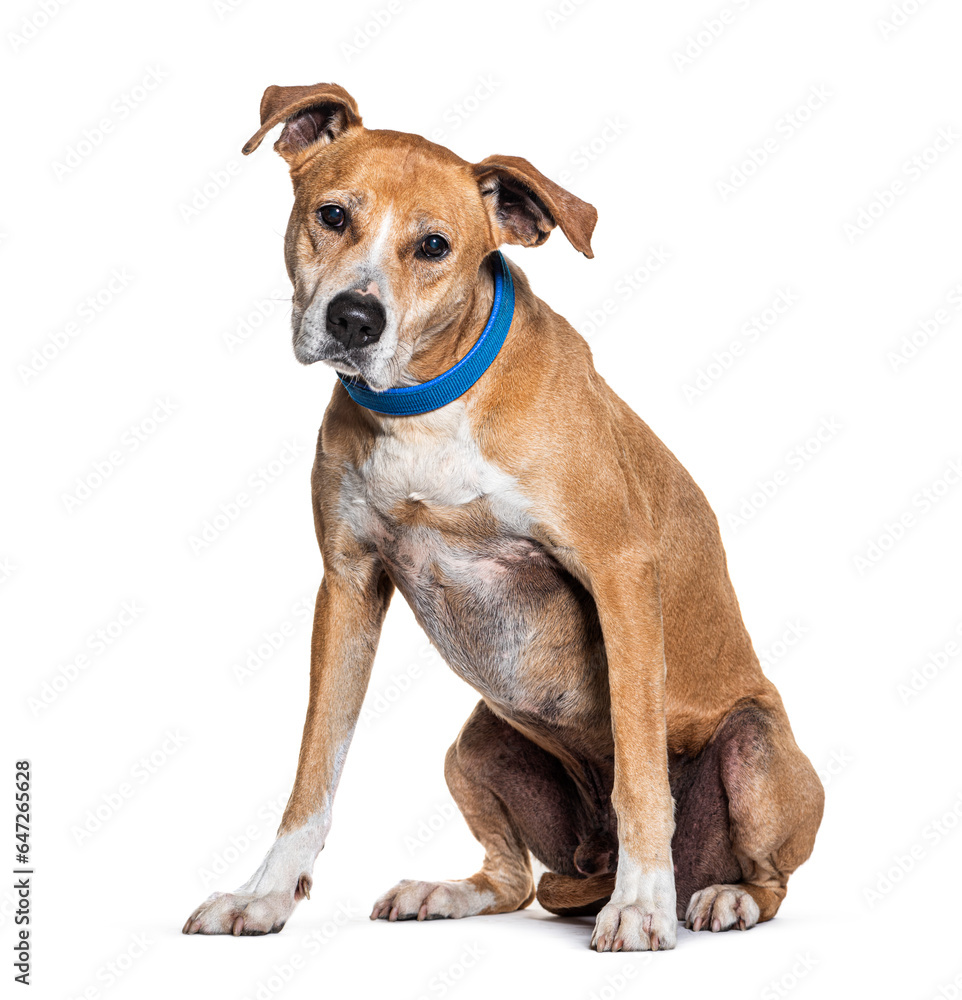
[340,403,532,537]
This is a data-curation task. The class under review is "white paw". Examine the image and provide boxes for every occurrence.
[591,901,677,952]
[370,879,494,921]
[685,884,760,932]
[182,882,306,936]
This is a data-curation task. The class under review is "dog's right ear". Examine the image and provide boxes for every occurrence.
[242,83,362,165]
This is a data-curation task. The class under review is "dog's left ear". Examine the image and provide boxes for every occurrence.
[473,155,597,258]
[242,82,362,163]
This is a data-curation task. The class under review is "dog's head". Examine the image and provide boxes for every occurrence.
[243,82,597,390]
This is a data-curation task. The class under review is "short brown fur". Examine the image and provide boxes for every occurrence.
[182,83,823,952]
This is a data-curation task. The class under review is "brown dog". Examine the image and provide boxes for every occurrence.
[182,82,823,951]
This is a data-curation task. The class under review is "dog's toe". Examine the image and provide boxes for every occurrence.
[685,885,760,932]
[182,890,294,935]
[590,902,677,952]
[370,879,494,921]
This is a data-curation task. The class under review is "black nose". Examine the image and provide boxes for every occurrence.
[326,292,386,350]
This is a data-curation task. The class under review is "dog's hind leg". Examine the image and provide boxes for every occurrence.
[535,697,825,927]
[676,698,824,932]
[371,700,589,922]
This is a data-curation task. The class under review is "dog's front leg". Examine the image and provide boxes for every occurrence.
[184,565,392,935]
[589,559,677,952]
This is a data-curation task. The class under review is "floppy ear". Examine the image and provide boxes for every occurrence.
[473,155,597,258]
[242,82,362,163]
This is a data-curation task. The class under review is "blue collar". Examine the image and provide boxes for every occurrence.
[337,251,514,416]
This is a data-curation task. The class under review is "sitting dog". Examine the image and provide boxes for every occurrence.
[183,82,823,952]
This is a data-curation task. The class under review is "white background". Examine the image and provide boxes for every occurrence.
[3,0,961,998]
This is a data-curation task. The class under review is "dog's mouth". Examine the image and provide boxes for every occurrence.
[292,331,364,371]
[295,340,390,390]
[318,353,398,392]
[321,357,361,377]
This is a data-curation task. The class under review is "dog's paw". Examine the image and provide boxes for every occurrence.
[182,887,301,936]
[590,902,677,952]
[370,879,495,921]
[685,884,760,932]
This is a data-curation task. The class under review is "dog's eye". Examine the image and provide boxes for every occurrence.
[420,234,449,259]
[317,204,347,230]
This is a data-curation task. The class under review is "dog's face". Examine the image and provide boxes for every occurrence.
[243,83,597,390]
[283,130,495,390]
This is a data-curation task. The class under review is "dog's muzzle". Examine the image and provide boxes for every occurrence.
[326,292,386,351]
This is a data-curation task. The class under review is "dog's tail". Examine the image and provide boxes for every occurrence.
[535,871,616,916]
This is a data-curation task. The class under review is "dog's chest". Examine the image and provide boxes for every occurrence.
[343,405,530,530]
[340,405,538,590]
[337,405,598,714]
